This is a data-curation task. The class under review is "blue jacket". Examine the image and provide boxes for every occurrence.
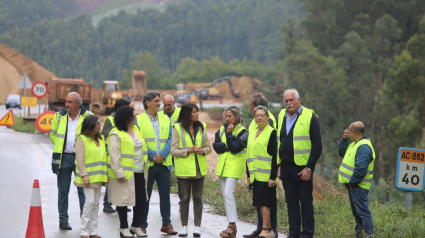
[213,123,246,154]
[338,136,373,188]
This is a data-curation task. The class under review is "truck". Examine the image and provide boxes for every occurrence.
[92,81,123,115]
[197,76,240,100]
[132,71,148,101]
[48,78,92,112]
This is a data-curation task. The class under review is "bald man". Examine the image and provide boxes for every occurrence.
[338,121,375,237]
[158,94,181,125]
[50,92,92,230]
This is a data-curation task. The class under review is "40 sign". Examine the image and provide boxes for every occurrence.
[35,111,56,133]
[396,147,425,192]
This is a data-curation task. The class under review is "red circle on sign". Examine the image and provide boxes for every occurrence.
[35,111,56,133]
[31,81,48,98]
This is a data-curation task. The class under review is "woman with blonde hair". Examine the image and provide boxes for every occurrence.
[213,106,247,237]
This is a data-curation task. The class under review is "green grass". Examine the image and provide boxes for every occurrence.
[9,117,37,133]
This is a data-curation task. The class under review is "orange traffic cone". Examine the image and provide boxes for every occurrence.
[25,179,46,238]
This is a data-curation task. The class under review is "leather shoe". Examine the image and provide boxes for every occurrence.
[127,207,132,212]
[103,206,115,213]
[160,224,178,235]
[273,230,278,238]
[59,222,72,230]
[243,228,261,237]
[141,226,147,234]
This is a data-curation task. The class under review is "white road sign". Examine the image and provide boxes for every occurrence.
[396,147,425,192]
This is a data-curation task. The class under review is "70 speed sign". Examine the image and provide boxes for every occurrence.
[396,147,425,191]
[31,81,48,98]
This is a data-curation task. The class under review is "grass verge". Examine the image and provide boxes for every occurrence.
[153,171,425,237]
[8,117,37,133]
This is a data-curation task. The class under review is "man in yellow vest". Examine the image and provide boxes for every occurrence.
[243,93,278,238]
[277,89,322,238]
[338,121,375,237]
[158,94,182,202]
[158,94,181,125]
[136,91,177,235]
[50,92,91,230]
[101,99,131,214]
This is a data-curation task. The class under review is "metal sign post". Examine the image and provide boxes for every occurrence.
[395,147,425,210]
[16,73,32,115]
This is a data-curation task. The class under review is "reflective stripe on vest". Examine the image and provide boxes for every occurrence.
[277,106,315,166]
[75,135,109,184]
[216,124,247,179]
[174,123,208,177]
[51,110,91,168]
[106,126,147,179]
[136,112,172,168]
[246,125,274,183]
[338,139,375,189]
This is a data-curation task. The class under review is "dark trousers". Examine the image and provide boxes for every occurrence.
[257,205,278,232]
[117,173,146,228]
[140,164,171,227]
[347,185,374,236]
[57,153,85,223]
[281,164,314,238]
[179,177,205,226]
[103,184,112,207]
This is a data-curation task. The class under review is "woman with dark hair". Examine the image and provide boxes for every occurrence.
[108,105,148,237]
[213,106,247,237]
[75,114,108,238]
[170,103,211,237]
[246,106,278,238]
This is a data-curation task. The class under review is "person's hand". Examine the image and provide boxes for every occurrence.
[52,163,59,175]
[194,147,204,155]
[154,154,164,164]
[343,129,350,139]
[268,179,277,187]
[83,175,90,185]
[298,168,312,181]
[350,186,357,190]
[277,166,281,178]
[246,178,251,189]
[120,177,127,181]
[188,144,198,154]
[227,123,234,133]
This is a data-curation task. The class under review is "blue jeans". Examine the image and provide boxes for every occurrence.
[103,184,112,207]
[256,205,277,232]
[57,153,85,223]
[140,164,171,227]
[347,186,374,236]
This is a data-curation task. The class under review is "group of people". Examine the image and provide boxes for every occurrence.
[50,88,376,238]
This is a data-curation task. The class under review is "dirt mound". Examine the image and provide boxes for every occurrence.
[232,76,261,99]
[0,43,57,104]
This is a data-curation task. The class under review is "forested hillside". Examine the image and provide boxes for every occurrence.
[0,0,300,87]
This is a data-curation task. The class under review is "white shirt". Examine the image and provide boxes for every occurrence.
[64,110,81,153]
[131,133,145,173]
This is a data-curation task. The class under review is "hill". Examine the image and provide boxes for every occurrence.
[0,43,56,104]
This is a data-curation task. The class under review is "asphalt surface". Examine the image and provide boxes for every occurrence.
[0,107,287,238]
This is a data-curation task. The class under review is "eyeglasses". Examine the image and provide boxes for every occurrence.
[254,114,267,118]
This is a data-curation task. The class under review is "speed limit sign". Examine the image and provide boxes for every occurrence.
[396,147,425,191]
[31,81,48,98]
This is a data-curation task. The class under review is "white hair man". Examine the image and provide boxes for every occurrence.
[50,92,92,230]
[276,88,322,238]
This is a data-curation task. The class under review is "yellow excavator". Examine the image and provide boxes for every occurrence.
[92,81,122,115]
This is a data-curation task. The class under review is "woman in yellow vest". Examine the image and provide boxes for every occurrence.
[212,106,247,238]
[75,115,108,238]
[107,105,148,237]
[246,106,278,238]
[170,103,211,237]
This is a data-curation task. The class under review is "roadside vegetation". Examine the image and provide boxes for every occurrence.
[9,117,37,133]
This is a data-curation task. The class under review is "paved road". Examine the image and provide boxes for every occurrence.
[0,108,286,238]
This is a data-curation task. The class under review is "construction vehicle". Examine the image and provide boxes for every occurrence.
[174,83,198,104]
[197,76,240,100]
[132,71,147,101]
[92,81,122,115]
[48,78,92,112]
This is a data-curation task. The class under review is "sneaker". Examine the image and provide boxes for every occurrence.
[103,206,115,213]
[193,226,201,237]
[179,226,188,237]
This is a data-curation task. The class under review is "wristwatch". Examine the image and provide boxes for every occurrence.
[306,167,312,172]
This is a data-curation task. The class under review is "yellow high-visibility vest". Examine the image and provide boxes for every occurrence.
[75,135,108,184]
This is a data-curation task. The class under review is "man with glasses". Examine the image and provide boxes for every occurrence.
[50,92,92,230]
